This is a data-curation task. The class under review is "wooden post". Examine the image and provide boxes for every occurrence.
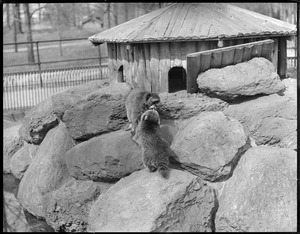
[186,55,200,93]
[277,37,287,78]
[210,50,222,68]
[261,40,274,61]
[242,44,253,62]
[221,48,235,67]
[233,47,244,64]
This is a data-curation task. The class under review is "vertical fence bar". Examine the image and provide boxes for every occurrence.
[36,41,43,88]
[98,45,102,78]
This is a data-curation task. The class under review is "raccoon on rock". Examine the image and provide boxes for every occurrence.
[132,109,170,178]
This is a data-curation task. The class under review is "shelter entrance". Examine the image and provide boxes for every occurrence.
[117,65,124,82]
[168,67,187,93]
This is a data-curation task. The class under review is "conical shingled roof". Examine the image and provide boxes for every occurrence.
[89,3,296,44]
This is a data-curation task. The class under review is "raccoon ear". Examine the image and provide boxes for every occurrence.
[142,114,148,121]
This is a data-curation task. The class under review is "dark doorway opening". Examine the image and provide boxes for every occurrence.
[117,65,124,82]
[168,67,187,93]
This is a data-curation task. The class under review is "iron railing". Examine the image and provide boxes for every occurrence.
[3,38,109,111]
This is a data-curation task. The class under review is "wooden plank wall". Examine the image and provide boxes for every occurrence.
[107,41,216,92]
[107,37,279,94]
[186,39,276,93]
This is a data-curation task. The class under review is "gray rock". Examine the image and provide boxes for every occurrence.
[3,123,24,174]
[282,78,297,100]
[66,130,143,182]
[223,94,297,150]
[18,97,59,144]
[10,142,39,180]
[157,90,228,120]
[62,83,131,141]
[17,123,74,218]
[3,191,30,232]
[51,79,111,118]
[88,169,217,232]
[215,146,297,232]
[44,178,112,232]
[197,57,286,100]
[171,111,250,182]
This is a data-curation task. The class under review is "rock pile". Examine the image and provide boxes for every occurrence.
[4,73,296,231]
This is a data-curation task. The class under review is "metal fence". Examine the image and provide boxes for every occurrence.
[3,38,109,111]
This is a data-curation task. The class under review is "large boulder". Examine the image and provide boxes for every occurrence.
[88,169,217,232]
[51,79,111,119]
[18,97,59,144]
[17,123,74,218]
[282,78,296,100]
[215,146,297,232]
[171,111,250,182]
[223,94,297,150]
[157,90,228,120]
[44,178,112,232]
[10,142,39,180]
[3,191,30,232]
[3,123,24,174]
[66,130,143,182]
[62,83,131,141]
[197,57,286,100]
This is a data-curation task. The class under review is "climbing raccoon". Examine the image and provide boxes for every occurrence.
[125,87,160,136]
[132,109,170,178]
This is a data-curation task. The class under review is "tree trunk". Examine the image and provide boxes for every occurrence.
[125,3,128,21]
[113,3,118,25]
[107,3,111,28]
[56,4,63,56]
[24,3,35,63]
[72,3,77,27]
[15,3,23,34]
[38,3,42,22]
[13,4,18,52]
[6,4,11,29]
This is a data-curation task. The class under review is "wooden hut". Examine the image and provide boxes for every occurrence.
[89,3,296,93]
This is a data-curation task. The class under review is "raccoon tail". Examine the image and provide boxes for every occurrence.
[158,164,168,178]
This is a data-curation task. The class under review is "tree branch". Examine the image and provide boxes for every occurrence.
[29,3,48,19]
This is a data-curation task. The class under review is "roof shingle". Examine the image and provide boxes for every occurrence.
[89,3,296,44]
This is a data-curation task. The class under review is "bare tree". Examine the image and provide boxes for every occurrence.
[24,3,35,63]
[56,4,63,56]
[14,4,23,33]
[107,3,111,28]
[113,3,118,25]
[5,4,11,29]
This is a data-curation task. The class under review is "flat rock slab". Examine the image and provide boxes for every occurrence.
[171,111,250,182]
[10,142,39,180]
[17,123,74,218]
[224,94,297,150]
[215,146,297,232]
[66,130,143,182]
[197,57,286,100]
[157,90,228,120]
[88,169,217,232]
[44,178,111,232]
[3,123,24,174]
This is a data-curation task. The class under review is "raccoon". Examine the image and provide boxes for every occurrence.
[124,87,160,136]
[132,109,170,178]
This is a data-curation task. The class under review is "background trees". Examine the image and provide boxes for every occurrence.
[2,3,297,43]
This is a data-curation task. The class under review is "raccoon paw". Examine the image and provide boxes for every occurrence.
[148,165,157,172]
